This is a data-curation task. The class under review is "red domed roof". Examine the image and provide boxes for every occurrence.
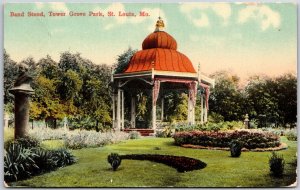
[122,18,196,74]
[142,31,177,50]
[124,48,196,73]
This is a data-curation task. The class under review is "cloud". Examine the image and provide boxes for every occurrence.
[180,3,232,28]
[238,5,280,31]
[193,13,210,27]
[35,2,69,12]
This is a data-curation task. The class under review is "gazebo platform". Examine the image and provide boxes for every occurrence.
[123,128,155,136]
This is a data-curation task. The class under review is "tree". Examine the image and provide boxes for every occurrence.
[275,74,297,126]
[114,47,137,73]
[209,71,246,121]
[4,50,19,107]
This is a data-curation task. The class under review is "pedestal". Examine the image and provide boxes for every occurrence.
[9,83,34,139]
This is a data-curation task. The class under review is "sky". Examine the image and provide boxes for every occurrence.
[4,2,297,81]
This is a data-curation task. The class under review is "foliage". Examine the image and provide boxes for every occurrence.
[107,153,122,171]
[28,127,129,149]
[285,129,297,141]
[64,130,129,149]
[156,125,175,138]
[174,121,244,132]
[31,148,58,173]
[4,143,39,182]
[230,140,243,157]
[51,148,77,167]
[209,71,246,121]
[120,154,207,173]
[114,47,137,73]
[4,136,40,150]
[245,74,297,127]
[173,130,280,149]
[269,152,285,177]
[128,131,141,139]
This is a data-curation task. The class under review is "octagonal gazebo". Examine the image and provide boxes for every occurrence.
[112,18,214,133]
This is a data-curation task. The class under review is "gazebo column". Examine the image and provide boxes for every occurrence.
[152,80,160,131]
[130,95,136,128]
[112,92,115,128]
[204,97,208,123]
[200,94,204,124]
[121,90,124,130]
[116,84,121,131]
[187,93,195,125]
[161,98,164,121]
[187,82,197,125]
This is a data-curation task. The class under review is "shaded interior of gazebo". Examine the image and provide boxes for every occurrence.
[112,18,214,134]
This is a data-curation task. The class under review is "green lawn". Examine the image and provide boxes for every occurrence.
[15,137,297,187]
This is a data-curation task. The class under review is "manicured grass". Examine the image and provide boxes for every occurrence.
[14,137,297,187]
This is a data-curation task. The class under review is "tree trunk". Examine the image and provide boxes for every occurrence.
[95,120,99,132]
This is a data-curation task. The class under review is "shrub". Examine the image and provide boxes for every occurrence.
[120,154,207,173]
[156,126,175,138]
[32,148,58,173]
[65,130,129,149]
[269,152,285,177]
[107,153,121,171]
[4,143,39,182]
[4,136,40,150]
[51,148,77,167]
[286,129,297,141]
[128,131,141,139]
[230,140,243,157]
[173,130,280,149]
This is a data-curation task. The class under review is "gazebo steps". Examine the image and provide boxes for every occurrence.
[123,128,154,136]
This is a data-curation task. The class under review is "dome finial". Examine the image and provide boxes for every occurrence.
[155,17,165,32]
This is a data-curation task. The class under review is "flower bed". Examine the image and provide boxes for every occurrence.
[28,128,129,149]
[120,154,207,172]
[173,130,280,149]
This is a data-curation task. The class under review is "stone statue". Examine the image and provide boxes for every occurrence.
[14,63,33,87]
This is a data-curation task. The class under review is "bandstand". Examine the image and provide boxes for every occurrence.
[111,18,214,133]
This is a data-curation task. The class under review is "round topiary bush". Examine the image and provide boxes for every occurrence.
[269,152,285,177]
[107,153,122,171]
[230,140,243,157]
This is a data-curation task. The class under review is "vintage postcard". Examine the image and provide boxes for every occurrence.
[3,2,297,188]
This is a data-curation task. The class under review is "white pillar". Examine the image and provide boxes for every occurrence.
[187,91,195,125]
[152,89,156,131]
[161,98,164,121]
[121,90,124,130]
[116,86,121,131]
[200,95,204,124]
[204,96,208,123]
[112,93,115,128]
[131,96,136,128]
[4,113,9,128]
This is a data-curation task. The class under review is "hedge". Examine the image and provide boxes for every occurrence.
[173,130,280,149]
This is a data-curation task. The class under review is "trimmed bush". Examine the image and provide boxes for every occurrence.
[120,154,207,173]
[230,140,243,157]
[269,152,285,177]
[173,130,280,149]
[107,153,121,171]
